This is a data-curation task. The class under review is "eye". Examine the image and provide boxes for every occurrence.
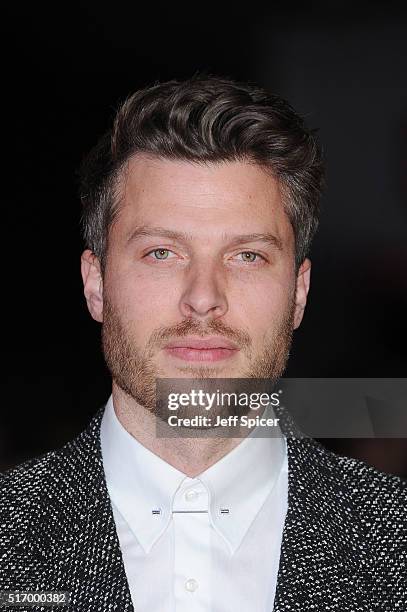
[237,251,263,263]
[146,248,175,260]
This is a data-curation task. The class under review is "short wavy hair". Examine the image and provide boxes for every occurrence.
[79,75,324,272]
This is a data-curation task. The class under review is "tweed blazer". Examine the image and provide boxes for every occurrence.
[0,405,406,612]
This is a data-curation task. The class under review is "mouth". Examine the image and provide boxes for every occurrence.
[163,336,240,362]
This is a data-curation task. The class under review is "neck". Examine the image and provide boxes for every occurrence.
[111,383,245,477]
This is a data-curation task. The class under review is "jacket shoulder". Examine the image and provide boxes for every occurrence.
[309,438,407,498]
[1,450,59,507]
[295,438,407,553]
[0,406,106,543]
[0,448,62,569]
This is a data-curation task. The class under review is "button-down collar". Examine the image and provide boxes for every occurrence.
[101,395,286,555]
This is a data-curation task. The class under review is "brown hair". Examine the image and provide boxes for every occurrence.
[79,75,324,271]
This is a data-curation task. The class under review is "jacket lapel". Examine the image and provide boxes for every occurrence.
[273,436,370,611]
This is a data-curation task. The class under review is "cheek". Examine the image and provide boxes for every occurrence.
[230,280,295,350]
[104,266,179,330]
[231,272,294,320]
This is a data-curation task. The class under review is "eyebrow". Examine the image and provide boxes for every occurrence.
[126,225,283,251]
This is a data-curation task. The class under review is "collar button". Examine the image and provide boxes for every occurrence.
[185,578,199,592]
[185,489,199,502]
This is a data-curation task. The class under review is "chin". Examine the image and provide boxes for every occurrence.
[174,364,243,379]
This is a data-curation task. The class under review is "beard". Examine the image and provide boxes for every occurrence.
[101,294,296,425]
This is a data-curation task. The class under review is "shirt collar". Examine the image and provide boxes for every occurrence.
[198,419,286,554]
[100,395,286,555]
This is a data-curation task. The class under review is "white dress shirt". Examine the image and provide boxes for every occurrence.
[100,395,288,611]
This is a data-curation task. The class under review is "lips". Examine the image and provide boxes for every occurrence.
[163,336,239,362]
[164,337,238,350]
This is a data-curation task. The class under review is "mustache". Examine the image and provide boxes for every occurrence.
[148,318,252,351]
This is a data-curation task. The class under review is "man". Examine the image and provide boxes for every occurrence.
[0,76,405,611]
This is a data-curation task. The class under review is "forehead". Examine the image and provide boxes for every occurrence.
[113,154,293,245]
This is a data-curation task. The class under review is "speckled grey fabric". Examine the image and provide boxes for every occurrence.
[0,405,406,611]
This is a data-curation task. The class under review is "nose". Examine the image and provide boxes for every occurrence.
[179,260,228,321]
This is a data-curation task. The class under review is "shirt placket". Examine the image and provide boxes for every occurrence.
[172,479,211,611]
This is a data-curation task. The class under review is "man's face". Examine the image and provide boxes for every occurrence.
[82,155,310,411]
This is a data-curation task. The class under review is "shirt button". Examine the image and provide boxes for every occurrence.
[185,489,199,502]
[185,578,199,592]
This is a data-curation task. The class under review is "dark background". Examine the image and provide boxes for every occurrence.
[2,2,406,475]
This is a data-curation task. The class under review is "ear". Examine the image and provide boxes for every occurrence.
[293,258,311,329]
[81,249,104,323]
